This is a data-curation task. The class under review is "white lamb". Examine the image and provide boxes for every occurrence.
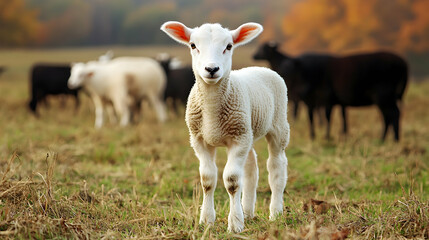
[68,57,167,128]
[161,21,290,233]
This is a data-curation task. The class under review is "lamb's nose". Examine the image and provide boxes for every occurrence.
[205,66,219,77]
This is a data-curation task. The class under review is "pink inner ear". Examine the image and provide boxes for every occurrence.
[166,24,190,42]
[234,25,257,44]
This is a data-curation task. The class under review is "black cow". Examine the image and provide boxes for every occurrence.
[158,57,195,114]
[29,63,80,116]
[253,43,338,139]
[253,42,408,141]
[0,66,6,76]
[328,52,408,141]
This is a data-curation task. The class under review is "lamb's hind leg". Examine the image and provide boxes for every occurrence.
[242,148,258,219]
[266,130,289,220]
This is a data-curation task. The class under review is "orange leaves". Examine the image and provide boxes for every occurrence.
[288,220,350,240]
[295,199,350,240]
[397,0,429,52]
[0,0,41,46]
[282,0,429,54]
[283,0,380,53]
[331,228,350,240]
[303,199,332,215]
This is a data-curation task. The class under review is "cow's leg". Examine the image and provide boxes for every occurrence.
[307,106,315,139]
[325,105,333,140]
[293,101,299,120]
[379,103,400,141]
[341,105,348,135]
[29,96,38,115]
[392,104,400,141]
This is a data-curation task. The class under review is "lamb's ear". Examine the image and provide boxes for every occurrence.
[231,23,263,47]
[161,21,192,45]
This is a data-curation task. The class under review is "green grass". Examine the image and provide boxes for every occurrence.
[0,46,428,239]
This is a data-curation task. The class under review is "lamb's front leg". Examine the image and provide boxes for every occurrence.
[224,143,251,233]
[192,138,217,226]
[91,95,104,128]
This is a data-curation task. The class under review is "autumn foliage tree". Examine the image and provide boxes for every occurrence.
[397,0,429,53]
[282,0,429,55]
[0,0,41,47]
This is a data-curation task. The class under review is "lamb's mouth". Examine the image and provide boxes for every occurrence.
[203,76,221,84]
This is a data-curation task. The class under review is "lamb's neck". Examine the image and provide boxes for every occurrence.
[196,76,230,112]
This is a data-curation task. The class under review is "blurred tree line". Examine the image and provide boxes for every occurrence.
[3,0,427,54]
[0,0,278,47]
[282,0,429,54]
[1,0,428,76]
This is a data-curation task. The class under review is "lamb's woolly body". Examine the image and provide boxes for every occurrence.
[186,66,289,147]
[69,57,167,128]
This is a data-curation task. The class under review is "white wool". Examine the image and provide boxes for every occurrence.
[186,66,289,147]
[161,21,290,233]
[68,57,167,128]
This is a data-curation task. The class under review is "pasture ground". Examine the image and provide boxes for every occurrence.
[0,46,428,239]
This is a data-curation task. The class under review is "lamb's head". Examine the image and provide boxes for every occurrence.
[161,21,263,85]
[68,62,93,89]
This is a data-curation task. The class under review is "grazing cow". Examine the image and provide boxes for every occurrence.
[29,63,80,116]
[253,43,338,139]
[157,54,195,114]
[329,52,408,141]
[254,42,408,141]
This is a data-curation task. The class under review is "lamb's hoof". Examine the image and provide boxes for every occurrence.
[228,213,244,233]
[269,210,283,221]
[269,202,283,220]
[199,209,216,225]
[243,211,255,220]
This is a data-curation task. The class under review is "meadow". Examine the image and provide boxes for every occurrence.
[0,46,428,239]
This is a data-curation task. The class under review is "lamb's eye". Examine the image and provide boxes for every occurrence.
[190,43,196,49]
[226,43,232,51]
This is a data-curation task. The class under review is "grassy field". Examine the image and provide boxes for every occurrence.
[0,46,428,239]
